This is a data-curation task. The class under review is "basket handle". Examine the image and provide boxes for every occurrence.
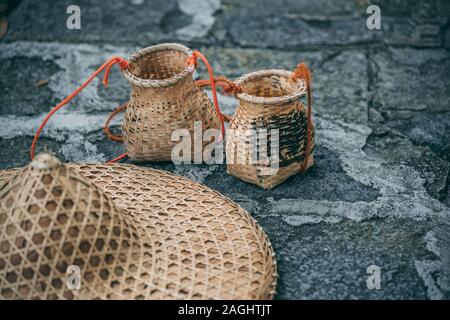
[30,56,129,163]
[104,103,127,142]
[195,76,241,123]
[291,63,313,171]
[187,51,244,140]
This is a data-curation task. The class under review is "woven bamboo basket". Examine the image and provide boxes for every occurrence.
[226,68,315,189]
[120,43,221,161]
[0,154,277,300]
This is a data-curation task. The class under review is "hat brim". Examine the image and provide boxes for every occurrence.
[0,164,277,300]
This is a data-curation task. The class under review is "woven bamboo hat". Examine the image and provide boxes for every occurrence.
[0,154,276,300]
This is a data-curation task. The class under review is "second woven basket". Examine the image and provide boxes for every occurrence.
[226,66,315,189]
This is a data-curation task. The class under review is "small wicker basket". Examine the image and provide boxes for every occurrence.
[226,67,315,189]
[121,43,221,161]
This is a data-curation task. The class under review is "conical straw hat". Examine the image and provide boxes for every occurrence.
[0,154,277,299]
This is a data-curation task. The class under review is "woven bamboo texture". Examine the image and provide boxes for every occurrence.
[121,43,221,161]
[226,70,315,189]
[0,154,277,300]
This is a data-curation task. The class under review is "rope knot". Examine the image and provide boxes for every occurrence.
[118,58,129,70]
[223,82,243,95]
[103,57,128,87]
[186,52,199,68]
[291,63,312,89]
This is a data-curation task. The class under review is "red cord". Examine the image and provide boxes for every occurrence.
[104,103,127,142]
[30,57,129,163]
[188,51,225,140]
[106,152,128,164]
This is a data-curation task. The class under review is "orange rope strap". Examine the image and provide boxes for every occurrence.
[103,103,127,143]
[195,76,241,123]
[30,57,129,163]
[196,76,242,94]
[187,50,229,139]
[291,63,313,171]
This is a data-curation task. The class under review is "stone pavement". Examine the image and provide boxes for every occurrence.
[0,0,449,299]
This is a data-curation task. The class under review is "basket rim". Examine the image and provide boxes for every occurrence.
[235,69,307,105]
[122,43,195,88]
